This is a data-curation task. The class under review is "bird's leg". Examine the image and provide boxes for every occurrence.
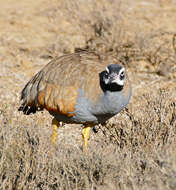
[51,118,60,143]
[82,124,91,153]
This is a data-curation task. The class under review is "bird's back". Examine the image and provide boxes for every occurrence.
[19,52,107,116]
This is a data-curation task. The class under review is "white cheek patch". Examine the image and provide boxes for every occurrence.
[104,78,109,84]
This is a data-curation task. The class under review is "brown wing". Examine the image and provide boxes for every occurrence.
[18,51,107,116]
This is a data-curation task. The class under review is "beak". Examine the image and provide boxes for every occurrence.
[110,73,118,82]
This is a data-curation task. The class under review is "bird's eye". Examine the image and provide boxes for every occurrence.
[104,72,109,78]
[120,71,125,80]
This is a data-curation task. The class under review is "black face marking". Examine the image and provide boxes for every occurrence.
[99,64,125,92]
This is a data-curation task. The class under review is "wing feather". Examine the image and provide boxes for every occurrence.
[19,52,106,116]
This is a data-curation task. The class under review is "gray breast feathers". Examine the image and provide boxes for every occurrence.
[72,87,132,124]
[91,89,131,119]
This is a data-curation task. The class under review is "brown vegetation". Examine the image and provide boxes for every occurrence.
[0,0,176,189]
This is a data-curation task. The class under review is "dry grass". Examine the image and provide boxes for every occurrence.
[0,89,175,190]
[0,0,176,189]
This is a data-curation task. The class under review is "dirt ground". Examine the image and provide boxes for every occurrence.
[0,0,176,189]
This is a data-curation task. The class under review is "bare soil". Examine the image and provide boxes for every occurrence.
[0,0,176,189]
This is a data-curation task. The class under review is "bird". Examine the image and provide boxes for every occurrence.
[18,51,132,152]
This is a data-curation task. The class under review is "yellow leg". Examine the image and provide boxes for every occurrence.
[82,125,91,153]
[51,118,60,143]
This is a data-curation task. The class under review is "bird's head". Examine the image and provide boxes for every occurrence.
[99,64,126,92]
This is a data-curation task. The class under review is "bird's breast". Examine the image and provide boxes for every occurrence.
[72,88,131,124]
[90,90,131,122]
